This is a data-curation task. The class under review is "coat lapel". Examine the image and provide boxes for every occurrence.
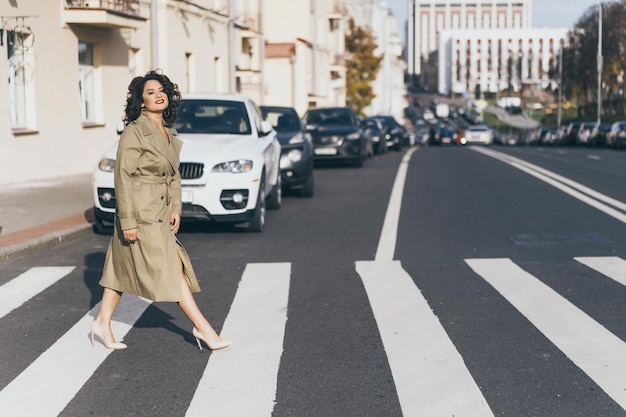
[139,112,179,172]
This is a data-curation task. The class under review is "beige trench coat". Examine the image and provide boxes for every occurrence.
[99,111,201,302]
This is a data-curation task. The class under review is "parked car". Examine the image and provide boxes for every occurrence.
[362,117,388,154]
[93,94,282,233]
[461,124,494,145]
[587,123,611,147]
[428,122,457,146]
[607,121,626,149]
[576,122,597,145]
[565,121,582,146]
[302,106,370,167]
[373,115,408,150]
[540,128,559,146]
[260,105,314,197]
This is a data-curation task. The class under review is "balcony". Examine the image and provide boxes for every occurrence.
[64,0,146,29]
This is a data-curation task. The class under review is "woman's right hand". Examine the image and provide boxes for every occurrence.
[123,228,138,244]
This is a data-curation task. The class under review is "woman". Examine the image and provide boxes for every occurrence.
[91,70,231,351]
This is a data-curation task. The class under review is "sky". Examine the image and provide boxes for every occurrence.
[386,0,602,32]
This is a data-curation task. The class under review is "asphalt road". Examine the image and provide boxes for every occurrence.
[1,145,625,417]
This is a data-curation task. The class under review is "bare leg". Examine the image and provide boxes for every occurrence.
[95,287,123,342]
[176,256,224,344]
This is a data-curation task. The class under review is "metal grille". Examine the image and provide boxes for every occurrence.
[179,163,204,179]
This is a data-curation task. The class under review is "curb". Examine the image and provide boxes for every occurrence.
[0,223,94,265]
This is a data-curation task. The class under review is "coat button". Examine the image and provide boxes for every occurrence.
[162,172,166,176]
[161,196,164,200]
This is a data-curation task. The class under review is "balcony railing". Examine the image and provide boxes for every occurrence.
[65,0,141,18]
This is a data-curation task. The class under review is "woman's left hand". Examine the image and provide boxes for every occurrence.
[170,212,181,233]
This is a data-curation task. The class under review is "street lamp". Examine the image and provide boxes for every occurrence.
[597,3,603,125]
[557,40,563,130]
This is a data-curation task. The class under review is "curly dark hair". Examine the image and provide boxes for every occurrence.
[124,69,182,127]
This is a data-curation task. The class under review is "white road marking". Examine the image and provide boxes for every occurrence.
[0,266,75,319]
[471,147,626,216]
[185,262,290,417]
[0,295,151,417]
[376,147,419,261]
[356,260,494,417]
[575,256,626,287]
[466,258,626,410]
[588,154,601,160]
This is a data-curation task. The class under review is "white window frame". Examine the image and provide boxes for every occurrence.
[7,29,36,131]
[78,41,100,124]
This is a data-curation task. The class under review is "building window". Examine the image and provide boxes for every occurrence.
[7,29,36,130]
[78,42,97,124]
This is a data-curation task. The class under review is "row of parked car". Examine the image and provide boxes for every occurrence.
[92,94,409,234]
[528,120,626,148]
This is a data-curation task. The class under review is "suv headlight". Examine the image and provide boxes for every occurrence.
[212,160,253,173]
[346,132,360,140]
[98,158,116,172]
[288,132,304,144]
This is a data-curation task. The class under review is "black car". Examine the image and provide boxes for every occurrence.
[428,122,457,146]
[302,107,369,167]
[588,123,611,147]
[362,117,388,155]
[372,115,407,150]
[261,105,314,197]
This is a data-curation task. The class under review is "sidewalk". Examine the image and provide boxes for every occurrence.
[0,174,95,264]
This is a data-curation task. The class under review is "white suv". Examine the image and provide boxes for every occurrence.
[93,94,282,233]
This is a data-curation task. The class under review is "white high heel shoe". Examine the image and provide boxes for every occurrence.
[91,321,127,350]
[192,327,231,351]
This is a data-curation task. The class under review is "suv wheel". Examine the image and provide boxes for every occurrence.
[247,176,266,232]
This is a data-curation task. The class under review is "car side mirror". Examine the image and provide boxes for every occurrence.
[260,120,274,136]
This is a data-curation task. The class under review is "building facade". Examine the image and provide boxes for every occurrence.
[263,0,347,116]
[343,0,406,120]
[406,0,532,77]
[438,27,568,96]
[0,0,271,185]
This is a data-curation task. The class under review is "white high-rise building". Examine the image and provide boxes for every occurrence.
[406,0,531,77]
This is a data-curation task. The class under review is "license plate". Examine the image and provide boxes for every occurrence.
[314,147,337,155]
[182,191,193,203]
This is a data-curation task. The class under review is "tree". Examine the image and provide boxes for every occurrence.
[344,18,383,116]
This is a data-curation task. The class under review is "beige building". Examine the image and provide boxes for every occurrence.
[0,0,262,186]
[263,0,347,117]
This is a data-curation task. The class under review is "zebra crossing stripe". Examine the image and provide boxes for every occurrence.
[185,262,290,417]
[575,256,626,287]
[0,295,151,417]
[356,260,494,417]
[0,267,75,319]
[466,258,626,410]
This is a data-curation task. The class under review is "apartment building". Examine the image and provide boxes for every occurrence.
[0,0,258,185]
[263,0,347,117]
[438,27,568,96]
[406,0,531,76]
[342,0,406,120]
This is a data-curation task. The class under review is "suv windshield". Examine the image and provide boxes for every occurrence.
[173,100,252,135]
[304,108,354,126]
[261,108,301,132]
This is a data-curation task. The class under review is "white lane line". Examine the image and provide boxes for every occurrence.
[0,295,151,417]
[466,258,626,410]
[575,256,626,287]
[0,267,75,319]
[471,147,626,214]
[376,147,419,261]
[356,260,494,417]
[185,262,290,417]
